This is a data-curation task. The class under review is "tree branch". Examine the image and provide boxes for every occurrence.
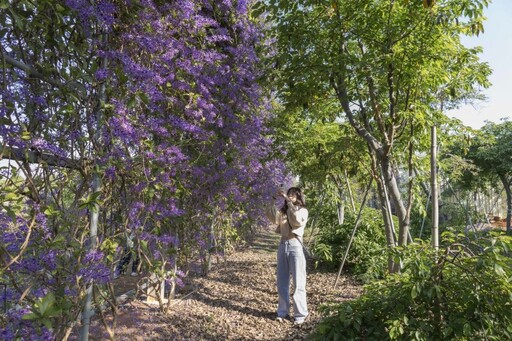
[4,55,85,97]
[331,72,383,155]
[1,146,84,170]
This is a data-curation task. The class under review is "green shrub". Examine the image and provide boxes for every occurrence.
[409,201,481,240]
[312,207,388,282]
[314,232,512,340]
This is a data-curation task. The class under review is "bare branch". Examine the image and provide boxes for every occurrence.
[1,146,84,170]
[4,55,85,98]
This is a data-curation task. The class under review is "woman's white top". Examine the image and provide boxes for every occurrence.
[265,199,309,240]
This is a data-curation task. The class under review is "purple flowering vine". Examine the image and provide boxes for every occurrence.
[1,0,290,336]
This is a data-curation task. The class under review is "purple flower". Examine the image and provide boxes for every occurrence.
[157,234,171,245]
[174,277,184,288]
[104,166,116,181]
[95,68,109,80]
[32,96,47,106]
[82,250,104,264]
[2,307,55,341]
[2,2,292,332]
[78,260,111,284]
[41,250,58,271]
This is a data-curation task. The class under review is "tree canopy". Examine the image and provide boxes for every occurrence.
[458,120,512,232]
[259,0,492,259]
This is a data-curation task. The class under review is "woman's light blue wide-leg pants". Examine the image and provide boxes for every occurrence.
[276,238,308,322]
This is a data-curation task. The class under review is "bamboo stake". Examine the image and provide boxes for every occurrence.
[333,178,373,289]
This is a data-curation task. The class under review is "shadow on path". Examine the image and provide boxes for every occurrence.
[98,227,363,341]
[248,229,280,254]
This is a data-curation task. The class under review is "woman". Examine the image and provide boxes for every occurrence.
[266,186,309,325]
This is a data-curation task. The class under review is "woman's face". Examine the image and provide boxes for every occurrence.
[287,192,297,203]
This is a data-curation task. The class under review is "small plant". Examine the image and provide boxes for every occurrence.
[312,207,387,282]
[22,293,62,330]
[314,231,512,340]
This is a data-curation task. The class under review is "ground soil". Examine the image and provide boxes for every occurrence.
[82,230,363,340]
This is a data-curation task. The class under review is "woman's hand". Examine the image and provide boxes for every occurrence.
[277,190,287,199]
[272,188,287,200]
[272,190,285,200]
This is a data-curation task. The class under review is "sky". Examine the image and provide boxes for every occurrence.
[447,0,512,129]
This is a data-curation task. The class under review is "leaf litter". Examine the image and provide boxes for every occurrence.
[84,230,362,340]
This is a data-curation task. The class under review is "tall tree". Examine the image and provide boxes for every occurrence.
[462,120,512,233]
[260,0,491,270]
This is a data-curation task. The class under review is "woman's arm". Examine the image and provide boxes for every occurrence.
[287,206,308,229]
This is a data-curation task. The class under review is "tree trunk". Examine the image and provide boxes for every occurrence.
[345,170,356,213]
[499,174,512,234]
[80,33,108,340]
[370,153,397,273]
[507,188,512,234]
[337,201,345,225]
[379,153,410,246]
[338,186,345,225]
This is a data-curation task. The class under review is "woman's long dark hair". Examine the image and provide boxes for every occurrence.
[280,187,306,215]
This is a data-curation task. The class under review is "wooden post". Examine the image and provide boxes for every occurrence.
[431,125,439,250]
[79,32,108,341]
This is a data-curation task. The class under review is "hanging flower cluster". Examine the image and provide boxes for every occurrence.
[96,0,285,236]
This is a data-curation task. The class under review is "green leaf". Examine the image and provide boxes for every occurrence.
[433,284,441,298]
[42,318,52,330]
[21,131,31,140]
[79,191,103,211]
[55,3,66,12]
[22,312,38,320]
[44,205,60,217]
[411,286,418,299]
[37,293,56,315]
[127,96,136,108]
[463,323,472,335]
[494,263,506,277]
[4,192,20,201]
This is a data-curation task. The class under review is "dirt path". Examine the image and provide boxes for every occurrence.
[88,230,362,340]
